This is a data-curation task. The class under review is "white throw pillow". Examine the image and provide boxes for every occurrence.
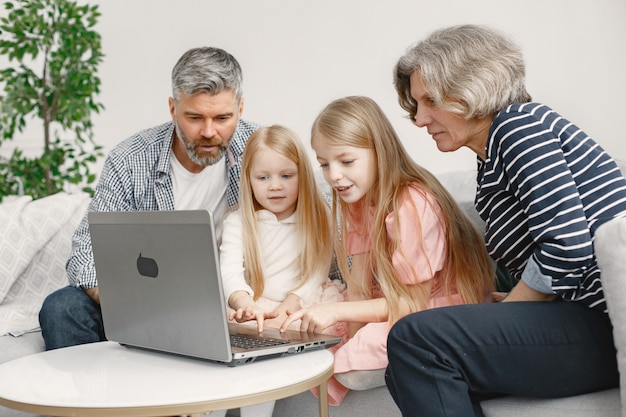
[595,216,626,417]
[0,192,90,335]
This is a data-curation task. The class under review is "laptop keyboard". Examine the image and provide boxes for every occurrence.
[230,333,291,350]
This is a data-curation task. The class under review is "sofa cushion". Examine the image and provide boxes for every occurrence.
[0,192,90,335]
[480,388,621,417]
[595,216,626,417]
[335,369,385,391]
[0,332,45,365]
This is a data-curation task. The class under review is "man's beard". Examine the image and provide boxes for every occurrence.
[175,123,229,167]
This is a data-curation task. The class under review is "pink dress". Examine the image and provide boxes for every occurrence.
[325,184,464,405]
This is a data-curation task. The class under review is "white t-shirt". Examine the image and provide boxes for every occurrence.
[170,149,229,240]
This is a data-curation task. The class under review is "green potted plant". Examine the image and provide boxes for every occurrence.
[0,0,104,202]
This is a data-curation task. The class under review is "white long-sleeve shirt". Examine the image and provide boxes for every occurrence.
[219,209,329,305]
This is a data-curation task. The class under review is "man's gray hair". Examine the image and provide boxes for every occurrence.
[171,47,243,101]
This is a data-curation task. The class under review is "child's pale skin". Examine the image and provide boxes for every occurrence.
[280,253,417,335]
[229,290,301,332]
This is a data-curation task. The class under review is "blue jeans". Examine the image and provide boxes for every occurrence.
[39,286,106,350]
[385,301,618,417]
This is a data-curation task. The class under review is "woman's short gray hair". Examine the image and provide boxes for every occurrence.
[171,47,243,101]
[394,24,531,120]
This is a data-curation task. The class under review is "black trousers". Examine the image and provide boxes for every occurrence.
[385,301,618,417]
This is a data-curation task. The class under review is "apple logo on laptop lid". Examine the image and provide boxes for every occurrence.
[137,253,159,278]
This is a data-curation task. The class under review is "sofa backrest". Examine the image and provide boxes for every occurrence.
[595,215,626,417]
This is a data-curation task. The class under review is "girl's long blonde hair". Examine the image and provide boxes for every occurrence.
[239,125,332,299]
[311,96,494,323]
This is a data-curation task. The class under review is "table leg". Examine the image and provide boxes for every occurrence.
[317,380,329,417]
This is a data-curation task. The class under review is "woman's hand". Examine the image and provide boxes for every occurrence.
[492,292,508,302]
[500,280,558,302]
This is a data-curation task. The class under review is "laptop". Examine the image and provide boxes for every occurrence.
[88,209,341,366]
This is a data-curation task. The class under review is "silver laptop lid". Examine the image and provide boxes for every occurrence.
[89,210,233,362]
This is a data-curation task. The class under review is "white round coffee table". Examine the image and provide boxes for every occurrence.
[0,341,334,417]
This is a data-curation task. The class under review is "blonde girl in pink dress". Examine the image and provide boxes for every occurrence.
[281,96,495,405]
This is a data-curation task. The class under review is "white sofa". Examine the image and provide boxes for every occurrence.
[0,192,90,417]
[1,166,623,417]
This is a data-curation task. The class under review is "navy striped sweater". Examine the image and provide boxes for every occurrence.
[476,103,626,312]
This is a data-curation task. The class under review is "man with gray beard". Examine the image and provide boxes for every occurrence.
[39,47,258,350]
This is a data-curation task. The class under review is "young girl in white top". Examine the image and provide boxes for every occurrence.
[216,125,344,417]
[220,124,344,331]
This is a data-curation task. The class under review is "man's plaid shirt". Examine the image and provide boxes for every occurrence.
[67,119,258,288]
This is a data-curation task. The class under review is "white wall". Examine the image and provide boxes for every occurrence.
[2,0,625,177]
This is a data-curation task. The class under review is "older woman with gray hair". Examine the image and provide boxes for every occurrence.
[386,24,626,417]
